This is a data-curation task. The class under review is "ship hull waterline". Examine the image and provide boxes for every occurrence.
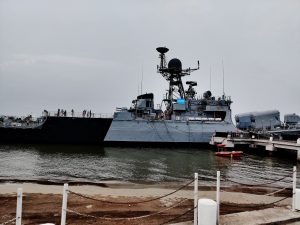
[104,119,236,147]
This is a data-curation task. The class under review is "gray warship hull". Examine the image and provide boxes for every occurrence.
[105,120,236,145]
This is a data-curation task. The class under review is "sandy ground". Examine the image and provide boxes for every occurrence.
[0,181,294,225]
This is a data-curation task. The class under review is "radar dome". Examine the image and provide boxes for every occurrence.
[168,58,182,73]
[203,91,212,99]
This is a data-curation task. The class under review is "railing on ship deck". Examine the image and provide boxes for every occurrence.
[46,111,113,119]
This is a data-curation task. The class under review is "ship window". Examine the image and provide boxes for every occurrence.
[204,111,226,121]
[146,100,151,108]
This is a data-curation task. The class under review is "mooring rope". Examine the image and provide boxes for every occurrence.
[0,217,16,225]
[66,198,189,221]
[68,178,194,205]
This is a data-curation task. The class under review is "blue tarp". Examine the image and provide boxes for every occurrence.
[177,99,185,105]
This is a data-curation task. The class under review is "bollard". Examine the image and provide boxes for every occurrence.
[61,183,68,225]
[296,189,300,211]
[16,188,23,225]
[293,166,297,211]
[198,199,217,225]
[194,173,198,225]
[216,171,220,224]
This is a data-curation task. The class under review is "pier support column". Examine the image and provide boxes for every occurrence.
[266,144,276,151]
[266,144,277,156]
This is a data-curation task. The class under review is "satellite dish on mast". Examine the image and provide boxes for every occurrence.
[156,47,169,54]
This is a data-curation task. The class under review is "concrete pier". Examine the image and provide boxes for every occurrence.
[210,135,300,160]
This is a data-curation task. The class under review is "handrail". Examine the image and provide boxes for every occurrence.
[46,111,113,118]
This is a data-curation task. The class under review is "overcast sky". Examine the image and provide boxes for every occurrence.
[0,0,299,120]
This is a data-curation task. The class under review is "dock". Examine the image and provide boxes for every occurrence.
[210,132,300,160]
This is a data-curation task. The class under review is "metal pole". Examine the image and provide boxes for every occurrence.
[293,166,297,211]
[16,188,22,225]
[194,173,198,225]
[61,183,68,225]
[216,171,220,224]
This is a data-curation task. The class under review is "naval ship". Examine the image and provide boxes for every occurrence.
[105,47,236,146]
[0,113,112,144]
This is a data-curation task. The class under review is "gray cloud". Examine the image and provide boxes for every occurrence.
[0,0,299,120]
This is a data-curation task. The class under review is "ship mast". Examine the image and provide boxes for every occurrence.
[156,47,199,103]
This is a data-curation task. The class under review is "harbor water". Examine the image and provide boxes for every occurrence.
[0,144,298,187]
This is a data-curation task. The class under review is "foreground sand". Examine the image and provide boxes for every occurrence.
[0,181,293,225]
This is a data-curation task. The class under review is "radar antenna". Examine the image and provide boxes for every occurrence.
[156,47,199,103]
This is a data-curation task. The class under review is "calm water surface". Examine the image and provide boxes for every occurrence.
[0,144,298,186]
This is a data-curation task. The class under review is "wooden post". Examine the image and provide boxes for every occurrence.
[293,166,297,211]
[61,183,68,225]
[194,173,198,225]
[16,188,22,225]
[216,171,220,224]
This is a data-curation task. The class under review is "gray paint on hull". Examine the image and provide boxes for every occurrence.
[104,120,236,143]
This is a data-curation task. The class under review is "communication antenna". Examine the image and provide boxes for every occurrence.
[141,64,144,95]
[222,59,225,96]
[210,65,212,91]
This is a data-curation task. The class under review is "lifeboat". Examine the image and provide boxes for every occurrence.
[215,151,243,157]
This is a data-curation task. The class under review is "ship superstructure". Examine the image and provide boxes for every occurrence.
[104,47,236,145]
